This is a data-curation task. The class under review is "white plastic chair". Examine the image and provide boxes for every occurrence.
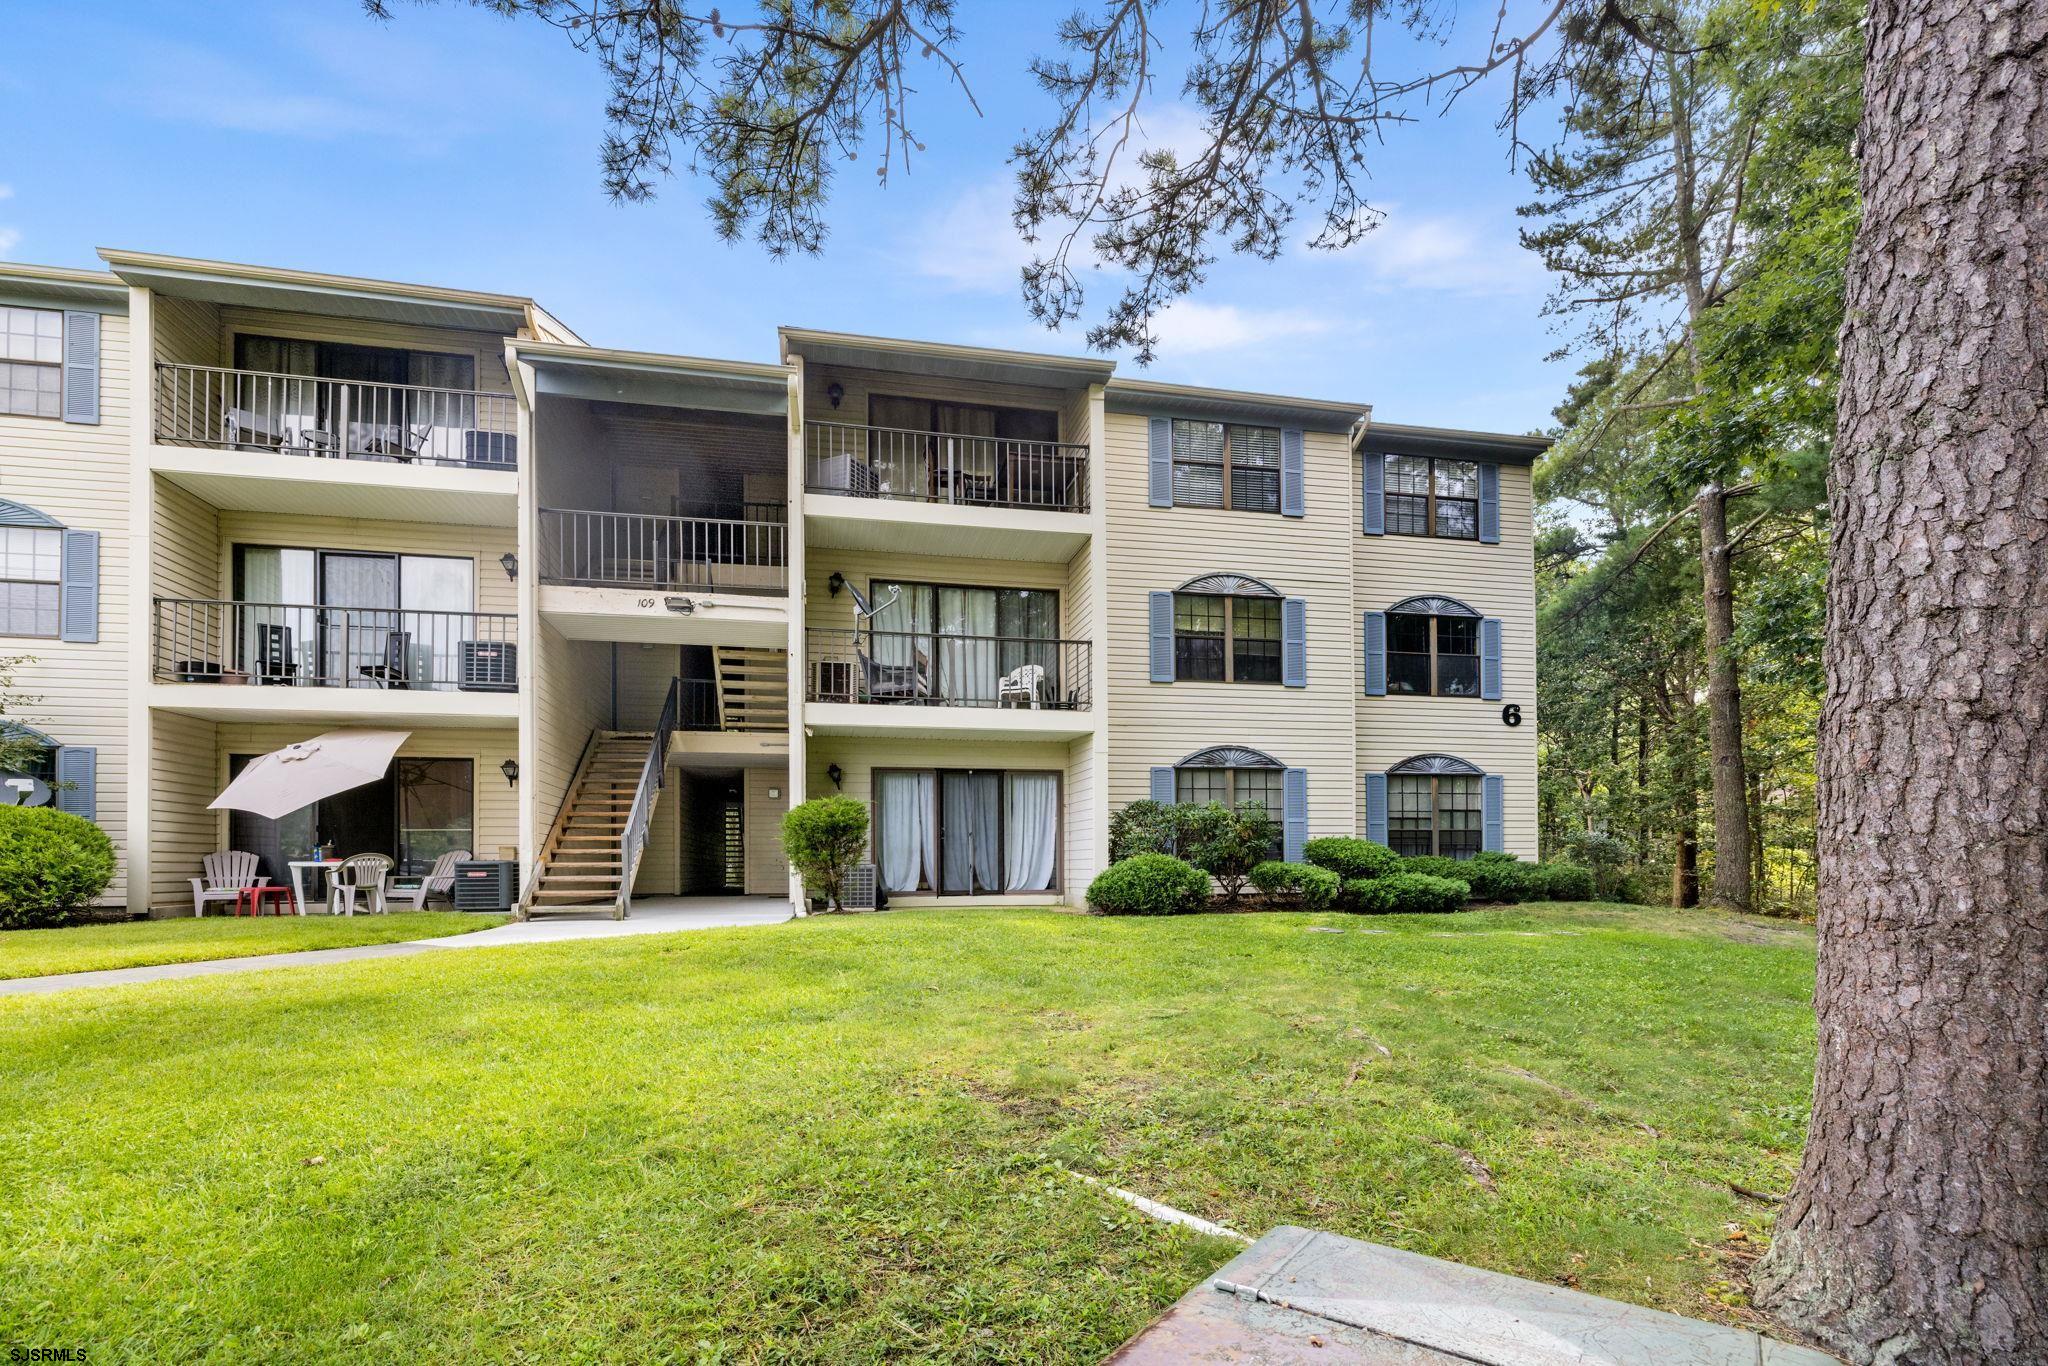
[327,853,394,916]
[998,663,1046,710]
[190,851,268,917]
[389,849,469,911]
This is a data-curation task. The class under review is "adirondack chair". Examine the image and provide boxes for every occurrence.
[388,849,469,911]
[327,853,395,916]
[190,851,268,917]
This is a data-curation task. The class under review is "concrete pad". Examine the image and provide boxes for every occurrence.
[0,896,794,996]
[1110,1226,1838,1365]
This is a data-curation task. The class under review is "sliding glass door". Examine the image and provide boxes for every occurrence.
[235,547,475,688]
[869,581,1059,707]
[874,768,1059,895]
[228,756,475,882]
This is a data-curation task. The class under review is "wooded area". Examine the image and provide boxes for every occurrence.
[1530,0,1858,917]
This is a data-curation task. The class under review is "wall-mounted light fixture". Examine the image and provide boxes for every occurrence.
[827,571,845,597]
[665,596,695,615]
[826,381,844,409]
[826,763,844,790]
[499,552,518,581]
[499,758,519,787]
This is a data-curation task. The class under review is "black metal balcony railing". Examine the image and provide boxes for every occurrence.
[153,362,519,468]
[538,507,787,596]
[805,629,1090,710]
[805,421,1088,513]
[154,599,518,693]
[676,677,722,730]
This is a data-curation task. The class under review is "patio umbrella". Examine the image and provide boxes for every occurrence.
[208,729,410,821]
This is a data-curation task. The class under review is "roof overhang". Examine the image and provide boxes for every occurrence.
[779,326,1115,391]
[1360,421,1551,465]
[99,249,538,335]
[0,263,127,312]
[1106,377,1367,433]
[514,340,791,417]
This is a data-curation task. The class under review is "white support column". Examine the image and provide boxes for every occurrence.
[124,285,155,914]
[510,349,539,918]
[1085,381,1112,898]
[783,356,809,913]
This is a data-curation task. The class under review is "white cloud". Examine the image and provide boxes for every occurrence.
[905,178,1034,293]
[0,229,20,256]
[1327,205,1548,297]
[1150,299,1339,357]
[0,185,13,201]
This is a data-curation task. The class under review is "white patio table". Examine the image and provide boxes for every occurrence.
[287,859,346,915]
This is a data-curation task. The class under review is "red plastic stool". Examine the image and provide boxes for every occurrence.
[243,885,294,916]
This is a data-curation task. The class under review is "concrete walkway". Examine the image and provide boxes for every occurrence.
[0,896,795,997]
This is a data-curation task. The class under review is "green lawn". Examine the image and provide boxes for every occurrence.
[0,912,506,980]
[0,904,1814,1362]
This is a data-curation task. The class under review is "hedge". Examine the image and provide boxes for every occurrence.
[0,806,116,929]
[1086,854,1211,916]
[1301,837,1401,881]
[1248,861,1341,910]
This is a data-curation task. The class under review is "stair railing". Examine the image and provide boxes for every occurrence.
[616,677,681,919]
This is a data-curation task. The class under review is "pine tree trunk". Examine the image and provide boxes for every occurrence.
[1752,0,2048,1357]
[1697,485,1753,910]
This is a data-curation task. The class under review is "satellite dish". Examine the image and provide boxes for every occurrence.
[843,580,899,623]
[0,772,51,807]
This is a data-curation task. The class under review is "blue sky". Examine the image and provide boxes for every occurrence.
[2,2,1569,433]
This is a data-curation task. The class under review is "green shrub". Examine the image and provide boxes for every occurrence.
[779,796,869,912]
[1561,832,1634,898]
[1380,872,1470,915]
[1302,837,1400,880]
[1085,854,1211,916]
[0,806,116,929]
[1338,876,1396,914]
[1457,852,1534,903]
[1108,799,1181,863]
[1529,862,1597,902]
[1249,861,1341,910]
[1398,854,1465,882]
[1179,800,1281,903]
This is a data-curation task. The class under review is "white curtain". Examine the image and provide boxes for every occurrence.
[877,771,937,893]
[942,772,1001,892]
[1004,773,1058,892]
[938,587,998,704]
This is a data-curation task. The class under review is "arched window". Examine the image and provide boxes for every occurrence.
[0,499,66,639]
[1171,744,1285,817]
[1172,573,1282,684]
[1385,754,1484,859]
[1386,595,1481,697]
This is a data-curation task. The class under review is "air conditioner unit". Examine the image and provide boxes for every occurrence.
[453,860,520,912]
[459,640,517,692]
[840,862,879,911]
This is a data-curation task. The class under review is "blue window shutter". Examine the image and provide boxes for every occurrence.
[1148,417,1173,507]
[1362,610,1386,696]
[55,746,96,820]
[1364,772,1388,846]
[1480,617,1503,701]
[1361,452,1385,535]
[1281,596,1307,687]
[1150,767,1176,805]
[1148,590,1176,683]
[62,311,100,425]
[1479,462,1500,544]
[1482,774,1505,852]
[1280,428,1305,517]
[59,529,99,644]
[1283,768,1308,863]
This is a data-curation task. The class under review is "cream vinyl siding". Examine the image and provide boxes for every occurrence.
[612,643,683,730]
[806,736,1076,902]
[152,295,221,368]
[215,307,516,393]
[146,721,516,914]
[147,711,220,912]
[151,477,221,599]
[634,780,681,895]
[1064,735,1096,896]
[1354,457,1539,856]
[803,551,1074,634]
[743,767,789,894]
[530,621,612,848]
[1101,412,1359,839]
[0,309,133,903]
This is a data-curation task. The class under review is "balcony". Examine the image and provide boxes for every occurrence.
[536,507,791,647]
[149,598,519,724]
[148,363,520,526]
[803,421,1092,561]
[803,628,1094,739]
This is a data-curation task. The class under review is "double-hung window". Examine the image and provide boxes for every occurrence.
[0,528,62,637]
[1387,612,1480,696]
[1174,591,1281,683]
[0,307,63,419]
[1171,420,1281,513]
[1385,455,1480,539]
[1387,773,1482,859]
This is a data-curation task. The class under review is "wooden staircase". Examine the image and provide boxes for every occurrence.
[713,647,789,732]
[524,732,653,914]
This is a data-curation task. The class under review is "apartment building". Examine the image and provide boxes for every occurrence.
[0,251,1541,916]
